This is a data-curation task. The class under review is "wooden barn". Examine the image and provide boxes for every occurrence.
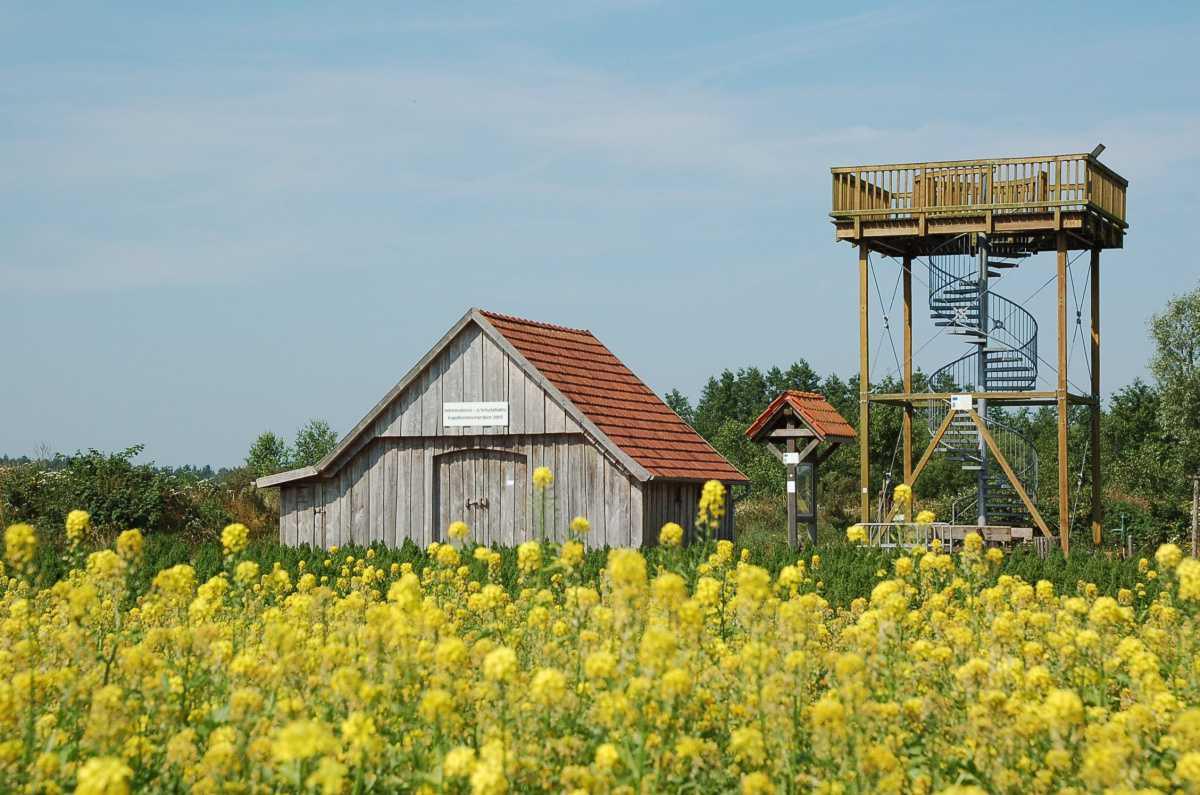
[256,308,748,548]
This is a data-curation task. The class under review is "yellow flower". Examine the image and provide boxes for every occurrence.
[74,756,132,795]
[444,746,476,779]
[234,560,260,584]
[5,522,36,569]
[659,522,684,548]
[517,541,542,574]
[435,544,460,567]
[593,743,620,772]
[570,516,591,536]
[530,668,567,705]
[532,466,554,489]
[221,523,249,555]
[559,540,584,568]
[1177,751,1200,785]
[741,771,774,794]
[1041,688,1084,734]
[915,509,936,524]
[271,719,336,764]
[846,524,867,543]
[892,483,912,507]
[697,480,726,528]
[585,651,617,681]
[65,510,91,544]
[418,689,454,722]
[1156,543,1183,571]
[115,529,143,562]
[1178,558,1200,601]
[447,521,470,541]
[483,646,518,682]
[306,757,347,795]
[730,726,765,766]
[607,548,647,591]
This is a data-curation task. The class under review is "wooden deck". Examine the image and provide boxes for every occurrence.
[831,153,1128,254]
[863,522,1035,551]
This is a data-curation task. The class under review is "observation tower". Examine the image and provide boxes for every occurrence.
[830,150,1128,552]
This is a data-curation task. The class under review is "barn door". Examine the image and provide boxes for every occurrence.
[433,449,528,545]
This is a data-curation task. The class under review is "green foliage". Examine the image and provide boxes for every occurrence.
[245,418,338,477]
[292,419,338,468]
[0,446,227,538]
[1150,284,1200,475]
[245,431,291,479]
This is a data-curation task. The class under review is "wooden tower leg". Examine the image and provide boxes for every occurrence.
[859,242,871,523]
[1057,231,1070,554]
[1090,247,1102,545]
[902,254,914,485]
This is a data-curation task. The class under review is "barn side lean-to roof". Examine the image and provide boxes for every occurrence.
[256,308,748,489]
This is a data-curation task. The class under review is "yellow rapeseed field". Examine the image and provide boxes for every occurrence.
[3,489,1200,794]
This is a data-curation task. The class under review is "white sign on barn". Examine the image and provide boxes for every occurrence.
[442,401,509,428]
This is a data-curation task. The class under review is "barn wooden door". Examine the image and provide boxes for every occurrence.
[433,449,528,545]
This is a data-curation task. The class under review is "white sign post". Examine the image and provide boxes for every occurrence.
[442,402,509,428]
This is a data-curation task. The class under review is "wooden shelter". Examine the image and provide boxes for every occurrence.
[830,151,1128,552]
[257,308,747,548]
[745,391,854,548]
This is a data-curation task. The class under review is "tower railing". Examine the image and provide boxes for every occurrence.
[831,154,1127,227]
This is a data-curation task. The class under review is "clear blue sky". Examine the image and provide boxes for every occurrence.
[4,1,1198,467]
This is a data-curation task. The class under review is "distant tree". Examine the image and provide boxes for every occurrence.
[246,432,291,478]
[663,390,694,424]
[293,419,338,467]
[1150,286,1200,475]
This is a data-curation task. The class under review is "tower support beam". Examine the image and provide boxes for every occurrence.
[902,254,913,486]
[1057,231,1070,553]
[859,242,871,522]
[1090,247,1103,545]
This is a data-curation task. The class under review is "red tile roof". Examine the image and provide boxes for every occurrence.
[481,310,748,483]
[745,390,857,442]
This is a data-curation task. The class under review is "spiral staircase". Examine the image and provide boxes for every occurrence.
[923,235,1039,526]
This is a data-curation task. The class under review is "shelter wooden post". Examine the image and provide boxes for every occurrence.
[1090,247,1102,545]
[859,242,871,522]
[902,254,913,485]
[808,459,818,546]
[786,421,798,551]
[1057,231,1070,553]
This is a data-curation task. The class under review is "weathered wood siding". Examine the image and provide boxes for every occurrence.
[642,480,736,543]
[280,433,644,549]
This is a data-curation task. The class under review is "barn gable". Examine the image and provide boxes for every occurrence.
[258,309,650,489]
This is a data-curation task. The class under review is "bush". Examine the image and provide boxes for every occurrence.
[0,446,247,542]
